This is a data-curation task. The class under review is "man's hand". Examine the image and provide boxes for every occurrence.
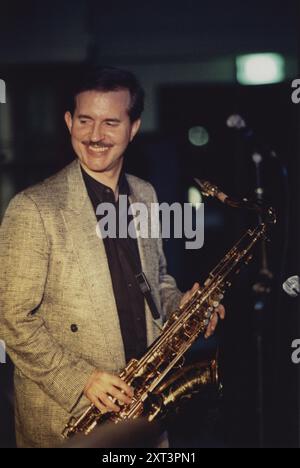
[180,282,225,339]
[84,370,134,413]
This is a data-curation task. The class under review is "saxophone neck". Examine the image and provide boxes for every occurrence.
[194,178,276,223]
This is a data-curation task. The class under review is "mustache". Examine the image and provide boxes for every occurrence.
[82,141,114,148]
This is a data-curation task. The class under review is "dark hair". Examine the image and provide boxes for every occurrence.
[69,66,145,122]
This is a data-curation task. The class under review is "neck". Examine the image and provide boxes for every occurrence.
[80,162,123,196]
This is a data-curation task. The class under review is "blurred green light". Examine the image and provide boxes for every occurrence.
[188,186,202,208]
[236,53,285,85]
[188,126,209,147]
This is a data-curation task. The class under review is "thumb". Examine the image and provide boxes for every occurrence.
[180,282,200,307]
[191,282,200,293]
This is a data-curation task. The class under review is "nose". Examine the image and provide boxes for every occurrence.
[90,122,105,142]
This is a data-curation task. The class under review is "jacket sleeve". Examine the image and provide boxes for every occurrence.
[149,185,184,319]
[0,193,95,414]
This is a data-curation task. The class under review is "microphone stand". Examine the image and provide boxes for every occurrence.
[251,152,273,448]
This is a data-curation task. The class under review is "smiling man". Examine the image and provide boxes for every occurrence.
[64,87,141,191]
[0,67,224,448]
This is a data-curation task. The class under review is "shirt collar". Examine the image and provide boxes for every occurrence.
[81,165,131,201]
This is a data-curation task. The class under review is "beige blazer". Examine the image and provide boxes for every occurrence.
[0,160,183,448]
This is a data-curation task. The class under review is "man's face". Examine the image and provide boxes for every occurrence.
[64,89,141,177]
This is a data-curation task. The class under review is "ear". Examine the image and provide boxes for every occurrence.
[130,119,141,142]
[64,111,73,134]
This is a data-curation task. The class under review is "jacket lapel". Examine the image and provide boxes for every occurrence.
[60,161,126,368]
[127,180,163,345]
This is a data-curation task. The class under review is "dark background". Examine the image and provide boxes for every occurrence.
[0,0,299,448]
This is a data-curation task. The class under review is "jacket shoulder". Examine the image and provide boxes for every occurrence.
[126,173,157,201]
[23,163,71,198]
[10,162,76,212]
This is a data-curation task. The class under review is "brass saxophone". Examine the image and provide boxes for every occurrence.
[62,181,276,439]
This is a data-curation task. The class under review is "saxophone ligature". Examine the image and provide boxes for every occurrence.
[62,180,276,439]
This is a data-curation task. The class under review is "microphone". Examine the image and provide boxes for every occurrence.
[282,276,300,298]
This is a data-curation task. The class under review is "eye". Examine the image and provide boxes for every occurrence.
[79,119,87,124]
[106,121,119,127]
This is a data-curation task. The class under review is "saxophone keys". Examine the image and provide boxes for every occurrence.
[204,307,213,318]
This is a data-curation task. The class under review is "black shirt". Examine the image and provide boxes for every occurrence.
[81,167,148,362]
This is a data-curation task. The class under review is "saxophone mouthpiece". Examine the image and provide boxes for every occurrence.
[194,178,228,203]
[194,178,276,219]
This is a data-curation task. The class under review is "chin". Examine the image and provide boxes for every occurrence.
[85,161,108,173]
[77,150,123,174]
[80,153,106,169]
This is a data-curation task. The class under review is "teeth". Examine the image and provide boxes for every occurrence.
[88,146,110,153]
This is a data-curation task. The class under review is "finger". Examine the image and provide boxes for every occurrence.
[180,293,189,307]
[216,304,225,319]
[88,394,107,413]
[109,376,134,397]
[205,313,218,338]
[210,312,219,329]
[107,385,133,405]
[98,392,120,413]
[180,290,190,306]
[180,282,200,307]
[188,282,200,299]
[101,373,133,395]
